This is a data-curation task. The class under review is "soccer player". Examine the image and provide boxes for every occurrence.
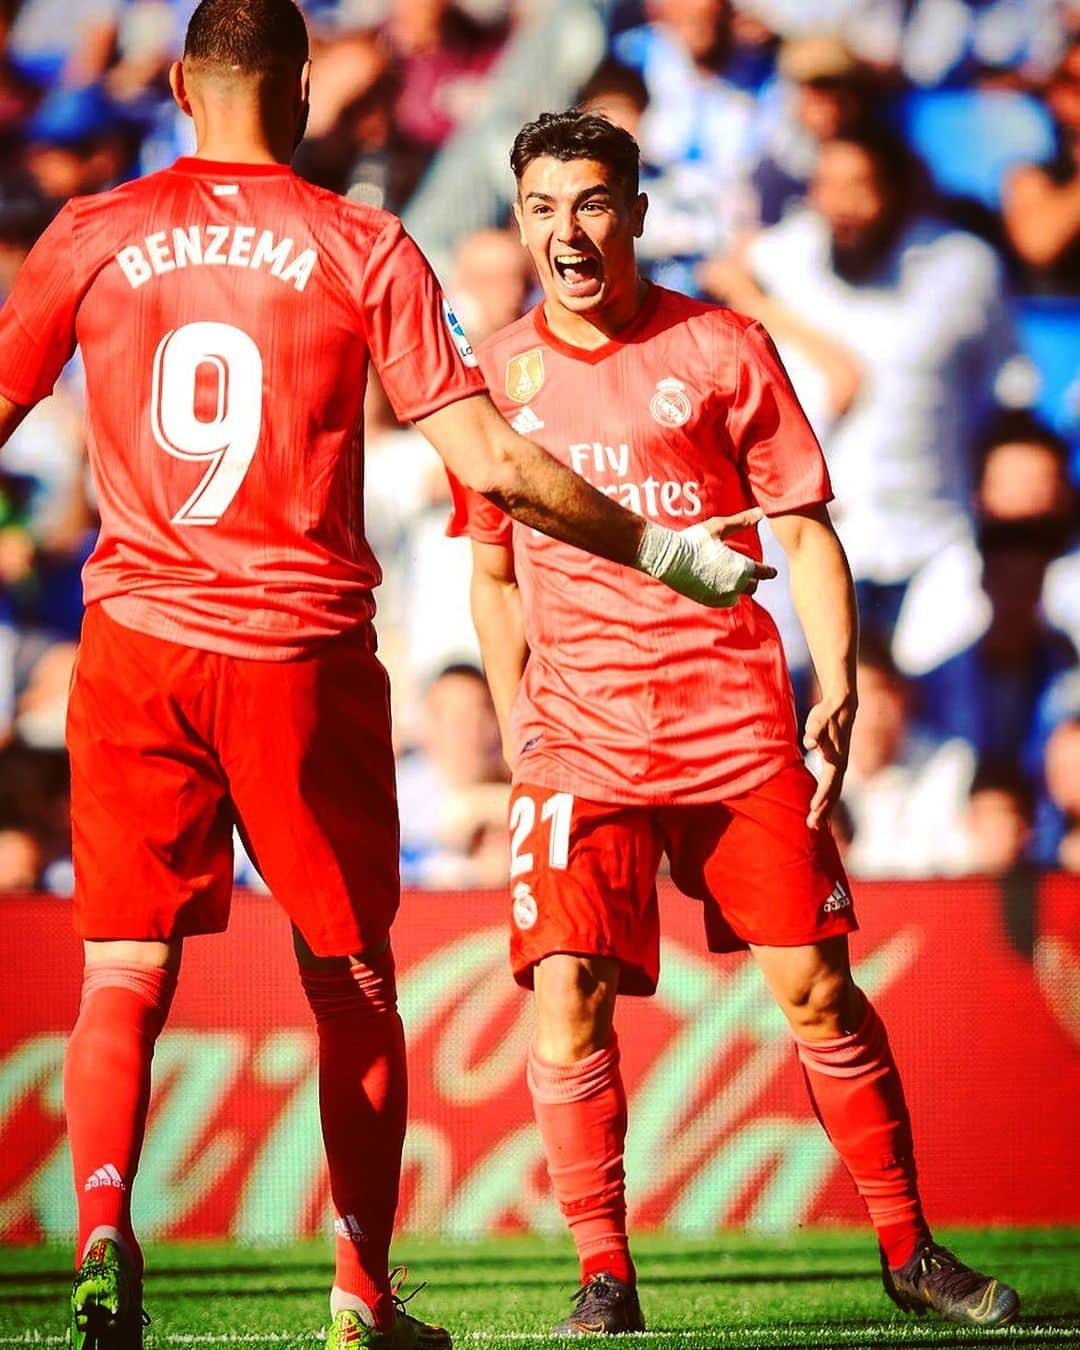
[0,9,774,1350]
[450,110,1021,1336]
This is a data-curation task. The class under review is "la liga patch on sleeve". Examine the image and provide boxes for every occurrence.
[441,298,478,368]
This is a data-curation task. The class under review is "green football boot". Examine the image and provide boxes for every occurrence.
[324,1269,451,1349]
[70,1238,148,1349]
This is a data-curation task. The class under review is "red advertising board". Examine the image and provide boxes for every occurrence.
[2,877,1078,1243]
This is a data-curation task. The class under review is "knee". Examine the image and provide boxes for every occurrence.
[779,969,861,1039]
[534,954,618,1064]
[299,946,398,1022]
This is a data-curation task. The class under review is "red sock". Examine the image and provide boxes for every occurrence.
[527,1037,634,1287]
[794,998,930,1269]
[301,950,407,1330]
[63,963,177,1275]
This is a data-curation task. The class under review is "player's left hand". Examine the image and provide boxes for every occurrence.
[803,694,856,829]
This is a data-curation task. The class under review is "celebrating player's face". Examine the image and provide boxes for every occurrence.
[514,156,646,325]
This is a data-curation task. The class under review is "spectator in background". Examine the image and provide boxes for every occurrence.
[974,412,1077,757]
[446,224,530,343]
[1003,34,1080,293]
[751,34,880,226]
[23,84,137,205]
[1039,715,1080,870]
[838,634,974,878]
[611,0,764,290]
[396,663,510,887]
[955,758,1036,876]
[0,824,41,889]
[702,127,1024,742]
[382,0,508,208]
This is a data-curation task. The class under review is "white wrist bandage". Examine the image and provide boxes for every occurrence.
[634,521,756,608]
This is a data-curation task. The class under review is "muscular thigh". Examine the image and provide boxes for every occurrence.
[68,605,235,941]
[220,627,400,959]
[663,763,856,952]
[507,783,664,996]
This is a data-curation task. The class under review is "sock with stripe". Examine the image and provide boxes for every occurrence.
[63,962,177,1276]
[527,1036,635,1288]
[794,997,931,1269]
[300,950,407,1330]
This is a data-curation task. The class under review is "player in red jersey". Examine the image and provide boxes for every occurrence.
[0,9,776,1349]
[450,111,1020,1336]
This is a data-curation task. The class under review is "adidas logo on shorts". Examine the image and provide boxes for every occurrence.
[84,1164,126,1192]
[822,882,852,914]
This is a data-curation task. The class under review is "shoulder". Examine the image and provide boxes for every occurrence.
[902,216,1003,288]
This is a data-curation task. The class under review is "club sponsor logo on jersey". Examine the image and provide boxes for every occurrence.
[506,349,545,403]
[441,299,478,368]
[822,882,852,914]
[649,377,692,429]
[84,1163,125,1192]
[512,880,538,930]
[510,405,544,435]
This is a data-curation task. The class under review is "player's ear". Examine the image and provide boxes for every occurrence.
[632,192,648,239]
[169,60,192,118]
[299,60,312,106]
[512,198,527,246]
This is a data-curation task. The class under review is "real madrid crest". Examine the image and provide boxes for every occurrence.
[506,349,545,403]
[650,377,692,428]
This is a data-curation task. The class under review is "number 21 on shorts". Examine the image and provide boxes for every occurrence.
[510,791,574,877]
[151,321,263,526]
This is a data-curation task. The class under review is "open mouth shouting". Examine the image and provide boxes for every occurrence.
[553,249,602,297]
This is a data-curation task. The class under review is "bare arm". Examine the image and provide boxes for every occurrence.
[698,258,862,417]
[769,503,858,828]
[469,538,528,764]
[416,393,775,606]
[1002,164,1080,268]
[0,394,30,449]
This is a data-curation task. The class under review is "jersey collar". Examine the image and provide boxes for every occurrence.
[170,157,296,178]
[532,283,662,364]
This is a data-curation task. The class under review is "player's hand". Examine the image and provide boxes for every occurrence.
[803,693,856,829]
[634,512,776,608]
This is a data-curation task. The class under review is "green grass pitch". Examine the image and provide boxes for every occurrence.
[1,1230,1078,1348]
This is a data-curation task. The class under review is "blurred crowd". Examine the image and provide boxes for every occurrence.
[0,0,1077,892]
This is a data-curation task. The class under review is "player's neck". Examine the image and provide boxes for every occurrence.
[542,275,650,351]
[190,136,292,167]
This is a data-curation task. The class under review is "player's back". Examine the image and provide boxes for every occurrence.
[11,158,461,658]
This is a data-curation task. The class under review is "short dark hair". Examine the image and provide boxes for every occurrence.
[511,109,640,199]
[185,0,308,74]
[969,757,1035,816]
[978,409,1071,470]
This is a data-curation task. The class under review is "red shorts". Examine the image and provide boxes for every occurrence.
[507,764,854,995]
[67,604,399,956]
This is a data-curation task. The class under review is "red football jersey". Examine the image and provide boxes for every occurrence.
[0,158,485,657]
[449,286,832,804]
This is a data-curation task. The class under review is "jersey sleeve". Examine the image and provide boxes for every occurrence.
[727,321,833,515]
[445,469,513,546]
[0,204,79,408]
[359,218,486,423]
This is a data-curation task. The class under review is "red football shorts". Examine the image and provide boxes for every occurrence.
[507,764,855,995]
[67,604,399,956]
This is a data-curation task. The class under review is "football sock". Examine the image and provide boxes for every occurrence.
[63,962,177,1276]
[527,1036,635,1287]
[300,950,407,1330]
[793,997,930,1269]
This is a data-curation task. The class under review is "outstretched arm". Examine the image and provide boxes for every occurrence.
[416,393,775,608]
[469,538,527,765]
[769,503,858,828]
